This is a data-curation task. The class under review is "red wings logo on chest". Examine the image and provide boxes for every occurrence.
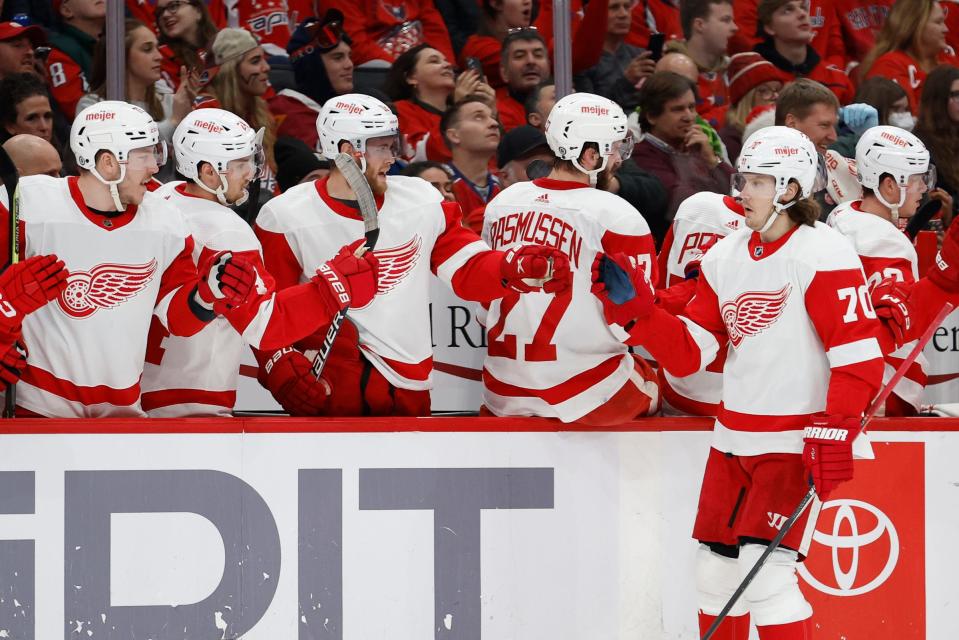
[721,284,792,347]
[57,260,158,319]
[359,236,422,308]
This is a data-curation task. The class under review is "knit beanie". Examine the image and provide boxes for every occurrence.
[727,52,789,106]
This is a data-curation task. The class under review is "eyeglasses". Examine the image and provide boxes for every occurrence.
[155,0,193,19]
[289,19,345,62]
[34,46,50,61]
[755,85,781,100]
[506,26,539,36]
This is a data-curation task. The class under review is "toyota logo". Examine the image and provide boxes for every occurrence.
[798,499,898,596]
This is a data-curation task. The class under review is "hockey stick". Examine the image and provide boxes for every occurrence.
[0,146,20,418]
[310,153,379,381]
[702,300,956,640]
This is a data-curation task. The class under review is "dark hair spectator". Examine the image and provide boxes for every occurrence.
[719,51,788,164]
[460,0,537,89]
[0,72,54,144]
[523,79,555,129]
[46,0,104,117]
[274,136,330,193]
[915,64,959,220]
[401,160,456,201]
[154,0,218,91]
[729,0,845,69]
[671,0,737,127]
[496,124,551,186]
[830,77,911,158]
[774,77,840,154]
[495,28,550,131]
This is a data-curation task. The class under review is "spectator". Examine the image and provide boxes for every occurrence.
[830,77,911,158]
[631,71,735,238]
[754,0,854,104]
[673,0,738,127]
[655,50,701,81]
[208,0,292,58]
[731,0,844,69]
[432,0,481,55]
[271,12,355,150]
[154,0,218,91]
[0,72,54,144]
[274,136,329,193]
[915,64,959,220]
[523,79,555,130]
[719,51,788,164]
[78,20,194,142]
[0,21,44,79]
[1,134,62,177]
[574,0,655,110]
[496,124,551,187]
[196,28,278,195]
[862,0,959,114]
[774,78,838,154]
[440,97,502,232]
[496,28,551,131]
[383,43,496,163]
[46,0,104,118]
[835,1,894,67]
[327,0,455,67]
[625,0,684,49]
[402,160,456,200]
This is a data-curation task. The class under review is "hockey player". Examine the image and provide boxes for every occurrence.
[141,108,379,417]
[4,101,258,418]
[827,126,937,416]
[254,94,571,416]
[480,92,660,425]
[593,127,884,638]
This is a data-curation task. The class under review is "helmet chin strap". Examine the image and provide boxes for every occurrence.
[572,154,609,187]
[875,184,906,225]
[90,164,127,211]
[758,188,796,234]
[193,172,246,206]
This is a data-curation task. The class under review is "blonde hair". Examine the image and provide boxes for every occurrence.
[209,51,277,172]
[726,86,761,131]
[90,20,164,121]
[861,0,938,77]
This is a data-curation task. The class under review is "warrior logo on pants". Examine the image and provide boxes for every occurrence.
[57,260,157,318]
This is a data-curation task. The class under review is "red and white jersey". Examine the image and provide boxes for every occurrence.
[640,222,884,456]
[209,0,293,57]
[828,200,927,411]
[255,175,508,390]
[656,193,745,416]
[480,177,657,422]
[2,176,207,418]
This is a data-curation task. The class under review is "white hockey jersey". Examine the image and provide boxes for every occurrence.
[656,192,745,415]
[2,176,208,418]
[634,222,884,456]
[255,175,509,390]
[481,177,657,422]
[828,200,928,411]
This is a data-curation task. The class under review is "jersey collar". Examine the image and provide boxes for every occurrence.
[532,177,590,190]
[747,223,801,261]
[314,176,385,221]
[68,176,137,231]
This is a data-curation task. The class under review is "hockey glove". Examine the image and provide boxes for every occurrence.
[313,239,379,311]
[802,413,862,500]
[590,252,655,326]
[0,254,68,333]
[500,245,572,293]
[928,219,959,292]
[197,251,261,309]
[0,341,26,386]
[258,347,332,416]
[839,104,879,135]
[871,276,911,346]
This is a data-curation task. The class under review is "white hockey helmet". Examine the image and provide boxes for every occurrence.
[316,94,399,171]
[173,108,265,206]
[545,92,630,185]
[856,125,935,219]
[71,101,167,210]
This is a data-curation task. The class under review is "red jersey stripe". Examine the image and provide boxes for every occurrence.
[22,365,141,407]
[484,354,623,406]
[141,388,237,412]
[717,405,812,431]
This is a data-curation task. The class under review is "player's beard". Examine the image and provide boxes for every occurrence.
[596,164,614,192]
[364,161,389,197]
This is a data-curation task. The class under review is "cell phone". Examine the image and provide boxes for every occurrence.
[465,56,485,81]
[648,32,666,62]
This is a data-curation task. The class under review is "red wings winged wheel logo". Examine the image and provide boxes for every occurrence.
[721,284,792,347]
[57,260,158,319]
[359,236,422,308]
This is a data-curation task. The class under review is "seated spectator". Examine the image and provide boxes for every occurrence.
[326,0,455,67]
[496,124,551,187]
[574,0,656,111]
[731,0,845,69]
[46,0,104,118]
[271,11,355,150]
[401,160,456,201]
[830,77,911,158]
[496,28,551,131]
[655,50,700,81]
[440,97,502,232]
[719,51,788,164]
[523,79,555,130]
[384,43,496,163]
[915,64,959,220]
[631,71,735,235]
[862,0,959,114]
[196,28,278,195]
[207,0,292,58]
[275,136,329,193]
[154,0,218,92]
[671,0,738,127]
[774,78,838,154]
[78,20,194,142]
[754,0,853,104]
[0,21,44,80]
[2,134,62,177]
[0,72,54,144]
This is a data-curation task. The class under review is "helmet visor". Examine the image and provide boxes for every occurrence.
[612,135,633,162]
[364,135,400,161]
[909,165,936,191]
[126,142,168,171]
[732,172,778,199]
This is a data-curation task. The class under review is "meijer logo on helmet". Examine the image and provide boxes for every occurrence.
[195,121,224,134]
[336,101,364,115]
[86,111,116,122]
[880,131,909,147]
[774,147,799,156]
[580,105,610,116]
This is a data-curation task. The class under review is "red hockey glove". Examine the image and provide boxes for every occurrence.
[197,251,261,309]
[0,254,68,329]
[802,413,862,500]
[258,347,331,416]
[313,239,379,311]
[500,245,572,293]
[871,277,911,346]
[590,252,655,326]
[683,235,718,280]
[0,341,26,386]
[928,220,959,292]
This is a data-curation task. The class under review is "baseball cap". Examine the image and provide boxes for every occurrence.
[497,125,549,168]
[0,21,46,47]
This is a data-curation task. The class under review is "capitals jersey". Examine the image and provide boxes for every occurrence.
[255,175,510,390]
[828,200,927,412]
[657,193,745,416]
[481,178,657,422]
[2,176,209,418]
[636,222,884,456]
[208,0,293,57]
[141,182,343,417]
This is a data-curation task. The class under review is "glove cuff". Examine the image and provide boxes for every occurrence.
[313,262,352,312]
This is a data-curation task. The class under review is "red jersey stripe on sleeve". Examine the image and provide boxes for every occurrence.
[158,236,210,338]
[255,224,306,290]
[601,228,658,291]
[22,364,140,407]
[141,388,236,412]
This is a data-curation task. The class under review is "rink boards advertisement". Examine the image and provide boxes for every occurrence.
[0,419,955,639]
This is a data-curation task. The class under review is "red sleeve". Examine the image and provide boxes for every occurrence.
[416,0,456,64]
[804,268,884,417]
[655,277,697,315]
[601,228,659,293]
[45,49,87,118]
[860,255,917,286]
[570,0,608,73]
[431,201,511,302]
[328,0,394,64]
[157,236,210,337]
[865,54,918,111]
[624,1,652,48]
[814,1,846,70]
[255,223,306,290]
[656,225,675,288]
[730,0,761,54]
